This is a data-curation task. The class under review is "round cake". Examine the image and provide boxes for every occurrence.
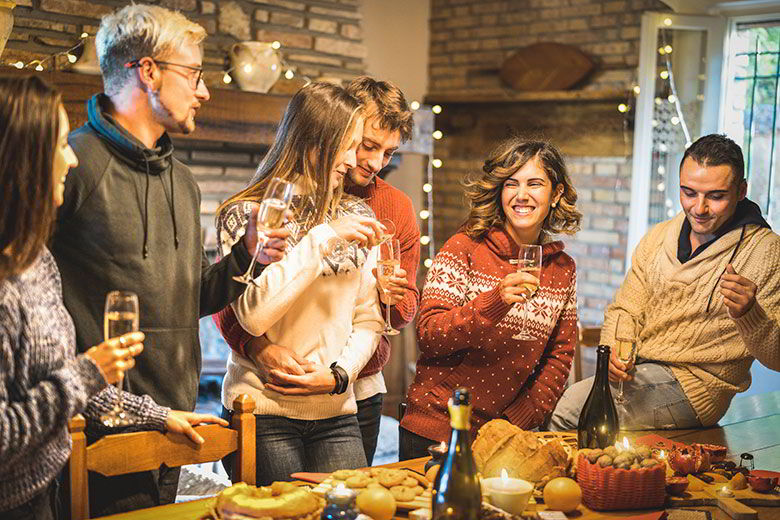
[215,482,325,520]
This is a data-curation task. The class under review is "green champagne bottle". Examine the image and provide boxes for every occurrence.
[432,387,481,520]
[577,344,619,449]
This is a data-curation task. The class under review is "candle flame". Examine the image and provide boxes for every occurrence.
[336,483,346,490]
[659,449,666,459]
[440,441,446,451]
[623,437,630,450]
[501,469,509,482]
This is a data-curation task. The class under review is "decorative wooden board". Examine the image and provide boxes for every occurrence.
[312,476,432,512]
[499,42,595,92]
[664,475,779,520]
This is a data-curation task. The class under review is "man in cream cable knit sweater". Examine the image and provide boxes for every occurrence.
[550,134,780,430]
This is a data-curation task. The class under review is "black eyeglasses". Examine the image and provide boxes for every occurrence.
[125,58,204,90]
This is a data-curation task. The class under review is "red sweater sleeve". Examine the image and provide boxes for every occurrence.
[503,266,577,429]
[416,234,513,360]
[213,305,253,358]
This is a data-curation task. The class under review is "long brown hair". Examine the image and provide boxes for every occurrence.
[0,75,63,283]
[218,82,362,226]
[462,138,582,240]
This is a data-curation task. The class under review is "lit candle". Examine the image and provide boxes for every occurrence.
[659,450,666,459]
[481,469,533,515]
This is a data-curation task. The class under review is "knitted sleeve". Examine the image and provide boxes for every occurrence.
[335,247,384,382]
[83,386,169,434]
[600,222,658,348]
[503,265,577,429]
[0,304,106,462]
[384,192,421,329]
[731,232,780,371]
[213,305,253,358]
[416,234,513,359]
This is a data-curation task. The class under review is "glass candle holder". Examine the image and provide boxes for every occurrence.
[425,442,448,473]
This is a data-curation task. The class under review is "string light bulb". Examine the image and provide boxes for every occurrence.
[223,72,232,84]
[243,63,253,73]
[667,94,677,103]
[420,236,431,245]
[284,69,294,80]
[432,130,443,140]
[35,63,44,72]
[633,85,640,95]
[654,97,662,105]
[80,32,88,38]
[651,119,659,127]
[410,100,420,110]
[420,210,430,220]
[664,45,673,54]
[657,182,665,191]
[658,47,666,56]
[67,53,77,63]
[13,61,23,69]
[617,103,628,113]
[432,158,442,168]
[660,70,669,79]
[271,41,281,50]
[671,116,680,125]
[663,17,672,26]
[423,183,432,193]
[658,165,666,175]
[424,258,433,268]
[432,104,442,114]
[659,143,668,152]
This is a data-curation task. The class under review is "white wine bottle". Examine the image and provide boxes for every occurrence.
[432,387,481,520]
[577,345,619,449]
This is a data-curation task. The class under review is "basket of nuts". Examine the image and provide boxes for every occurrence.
[576,445,666,511]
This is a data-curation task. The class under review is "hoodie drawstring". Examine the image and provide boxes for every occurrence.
[160,161,179,249]
[141,156,179,259]
[142,159,150,259]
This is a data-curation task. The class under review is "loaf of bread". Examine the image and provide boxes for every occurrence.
[472,419,570,485]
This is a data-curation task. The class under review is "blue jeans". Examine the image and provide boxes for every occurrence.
[221,407,367,486]
[356,393,383,466]
[548,362,702,431]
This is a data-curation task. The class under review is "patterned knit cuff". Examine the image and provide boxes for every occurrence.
[74,355,108,399]
[731,300,768,335]
[145,401,170,432]
[476,286,513,323]
[503,397,539,430]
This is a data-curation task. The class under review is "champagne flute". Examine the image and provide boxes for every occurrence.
[233,178,294,285]
[614,314,637,405]
[514,244,542,341]
[324,207,394,262]
[378,238,401,336]
[100,290,139,427]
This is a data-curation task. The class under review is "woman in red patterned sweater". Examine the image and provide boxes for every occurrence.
[399,138,582,460]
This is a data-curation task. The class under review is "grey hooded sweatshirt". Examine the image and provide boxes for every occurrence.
[52,94,256,414]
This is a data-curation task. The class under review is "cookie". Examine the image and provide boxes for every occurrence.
[390,485,418,502]
[412,485,424,496]
[345,474,371,488]
[332,469,360,480]
[377,469,406,488]
[402,477,418,487]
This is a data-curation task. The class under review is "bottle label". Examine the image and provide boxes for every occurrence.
[448,402,471,430]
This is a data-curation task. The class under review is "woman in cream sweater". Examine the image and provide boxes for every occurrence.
[215,82,384,484]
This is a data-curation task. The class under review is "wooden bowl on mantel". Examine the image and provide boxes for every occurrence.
[499,42,595,92]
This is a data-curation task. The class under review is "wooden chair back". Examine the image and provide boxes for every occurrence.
[66,394,256,520]
[573,322,601,382]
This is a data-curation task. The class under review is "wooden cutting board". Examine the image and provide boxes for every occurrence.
[499,42,594,92]
[666,475,779,520]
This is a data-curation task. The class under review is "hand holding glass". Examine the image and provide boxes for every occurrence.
[378,238,401,336]
[101,290,139,427]
[325,210,394,262]
[233,178,294,285]
[614,314,637,405]
[515,244,542,340]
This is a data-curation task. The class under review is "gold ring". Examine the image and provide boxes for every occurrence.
[119,336,127,347]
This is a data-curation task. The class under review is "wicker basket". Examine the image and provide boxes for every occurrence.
[576,454,665,511]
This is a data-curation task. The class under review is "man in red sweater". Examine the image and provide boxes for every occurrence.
[344,77,420,464]
[214,77,420,465]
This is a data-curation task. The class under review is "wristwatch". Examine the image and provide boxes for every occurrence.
[329,362,349,395]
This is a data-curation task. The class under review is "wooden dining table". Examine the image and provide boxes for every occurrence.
[95,390,780,520]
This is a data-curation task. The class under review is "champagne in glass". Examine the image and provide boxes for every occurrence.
[234,178,294,285]
[514,244,542,340]
[379,238,401,336]
[101,290,139,427]
[614,314,637,405]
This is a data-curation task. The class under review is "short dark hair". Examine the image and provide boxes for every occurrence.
[0,75,62,283]
[346,76,414,143]
[680,134,745,184]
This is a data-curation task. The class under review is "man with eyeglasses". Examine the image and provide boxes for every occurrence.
[51,4,287,516]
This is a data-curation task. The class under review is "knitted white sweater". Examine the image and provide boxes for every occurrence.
[601,212,780,426]
[222,223,383,420]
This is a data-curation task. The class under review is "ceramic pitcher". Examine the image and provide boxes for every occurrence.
[229,41,282,94]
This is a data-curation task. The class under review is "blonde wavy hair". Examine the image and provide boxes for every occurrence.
[462,138,582,240]
[96,4,207,96]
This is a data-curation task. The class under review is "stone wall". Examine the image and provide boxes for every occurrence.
[428,0,669,95]
[4,0,365,87]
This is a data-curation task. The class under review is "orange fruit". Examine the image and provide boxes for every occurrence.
[356,487,396,520]
[543,477,581,513]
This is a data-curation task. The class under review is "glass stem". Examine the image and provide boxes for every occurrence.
[617,379,624,400]
[385,296,392,330]
[115,374,123,411]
